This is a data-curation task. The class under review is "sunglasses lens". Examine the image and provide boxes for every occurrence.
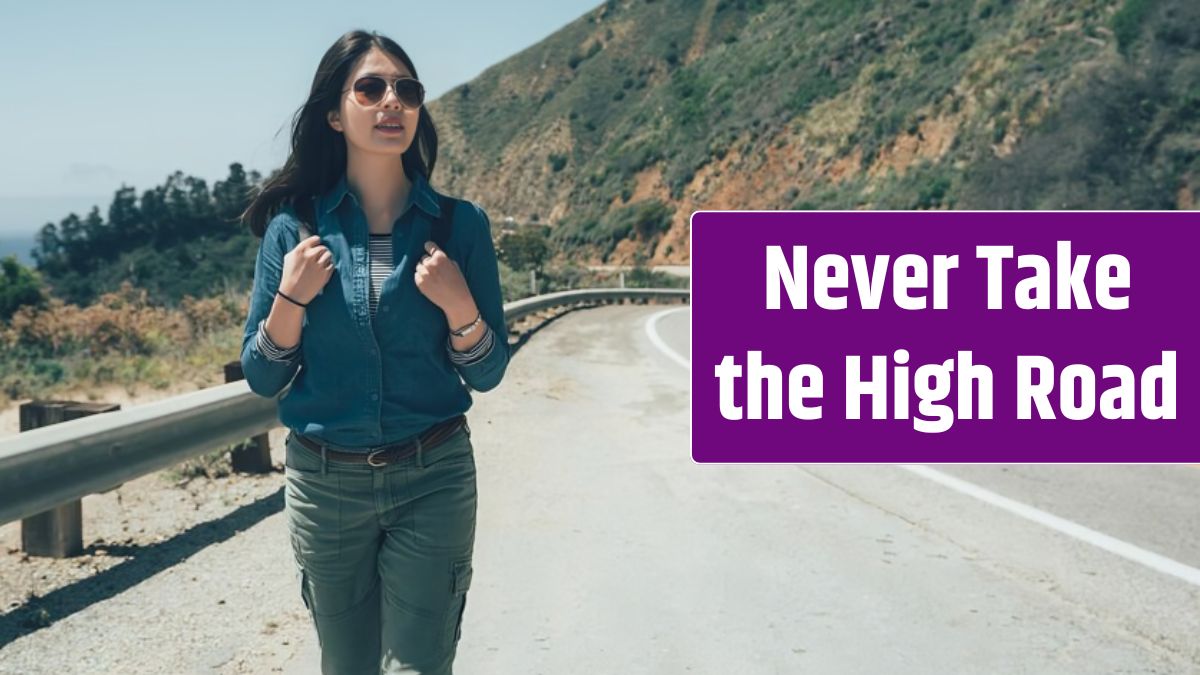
[353,77,387,105]
[396,80,424,108]
[351,77,424,108]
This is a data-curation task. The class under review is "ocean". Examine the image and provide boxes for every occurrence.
[0,232,37,267]
[0,194,110,269]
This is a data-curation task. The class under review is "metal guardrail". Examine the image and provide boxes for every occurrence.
[504,288,687,324]
[0,288,689,527]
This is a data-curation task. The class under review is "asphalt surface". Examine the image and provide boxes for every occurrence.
[3,302,1196,674]
[444,303,1197,674]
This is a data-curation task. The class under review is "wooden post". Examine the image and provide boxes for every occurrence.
[19,400,120,558]
[224,361,273,473]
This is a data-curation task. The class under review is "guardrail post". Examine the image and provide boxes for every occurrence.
[530,270,537,295]
[619,272,625,289]
[223,361,273,473]
[19,400,120,557]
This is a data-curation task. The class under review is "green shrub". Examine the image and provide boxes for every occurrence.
[0,255,48,321]
[993,116,1009,143]
[1112,0,1157,54]
[915,176,953,209]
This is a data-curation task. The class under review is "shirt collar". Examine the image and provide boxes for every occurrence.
[320,170,441,219]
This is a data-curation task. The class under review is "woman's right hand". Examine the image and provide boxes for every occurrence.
[280,235,335,304]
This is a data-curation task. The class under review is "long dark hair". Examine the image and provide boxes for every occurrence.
[241,30,438,238]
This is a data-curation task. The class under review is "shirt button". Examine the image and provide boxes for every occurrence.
[382,306,389,313]
[370,393,379,401]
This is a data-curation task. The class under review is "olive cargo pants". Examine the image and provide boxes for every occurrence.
[283,423,476,674]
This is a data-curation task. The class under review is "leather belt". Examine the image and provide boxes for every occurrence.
[292,414,468,467]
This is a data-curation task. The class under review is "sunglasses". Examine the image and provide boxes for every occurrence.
[348,76,425,109]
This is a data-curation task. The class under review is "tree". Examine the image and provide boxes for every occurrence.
[32,222,62,274]
[140,185,167,248]
[107,184,144,245]
[0,255,47,321]
[58,213,87,270]
[213,162,251,226]
[82,206,110,261]
[497,226,551,273]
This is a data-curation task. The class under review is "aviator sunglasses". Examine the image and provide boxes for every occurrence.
[348,75,425,109]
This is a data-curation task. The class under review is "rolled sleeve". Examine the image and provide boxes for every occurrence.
[450,203,510,392]
[256,317,301,361]
[446,323,495,366]
[240,213,303,398]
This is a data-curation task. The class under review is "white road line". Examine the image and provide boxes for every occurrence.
[901,464,1200,588]
[645,307,690,371]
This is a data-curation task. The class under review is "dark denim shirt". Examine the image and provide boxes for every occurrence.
[240,171,510,448]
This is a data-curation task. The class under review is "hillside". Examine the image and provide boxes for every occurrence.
[427,0,1199,266]
[16,0,1197,309]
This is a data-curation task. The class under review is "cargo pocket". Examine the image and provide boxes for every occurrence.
[298,568,321,648]
[299,569,312,611]
[445,558,473,648]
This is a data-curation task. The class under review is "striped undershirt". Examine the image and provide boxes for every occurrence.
[368,233,392,318]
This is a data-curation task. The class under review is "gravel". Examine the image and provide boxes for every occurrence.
[0,414,312,674]
[0,305,598,674]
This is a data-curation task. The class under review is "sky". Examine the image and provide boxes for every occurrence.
[0,0,603,238]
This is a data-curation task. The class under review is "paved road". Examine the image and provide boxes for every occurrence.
[446,304,1198,674]
[3,303,1196,673]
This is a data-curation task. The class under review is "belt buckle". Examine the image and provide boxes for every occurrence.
[366,448,388,467]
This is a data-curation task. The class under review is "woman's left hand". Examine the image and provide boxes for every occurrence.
[414,241,471,312]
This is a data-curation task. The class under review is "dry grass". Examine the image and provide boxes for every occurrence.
[0,281,248,407]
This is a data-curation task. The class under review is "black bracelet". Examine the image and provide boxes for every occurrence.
[276,289,308,308]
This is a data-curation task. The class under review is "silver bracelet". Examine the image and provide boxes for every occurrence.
[450,312,483,337]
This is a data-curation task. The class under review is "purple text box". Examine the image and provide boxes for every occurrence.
[690,211,1197,463]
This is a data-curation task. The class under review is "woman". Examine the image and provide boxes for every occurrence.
[238,29,510,674]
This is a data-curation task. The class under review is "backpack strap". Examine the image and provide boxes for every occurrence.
[431,194,456,250]
[295,195,316,241]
